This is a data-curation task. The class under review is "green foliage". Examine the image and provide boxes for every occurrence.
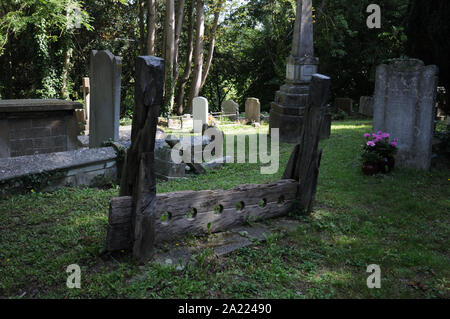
[0,170,65,199]
[433,123,450,161]
[202,0,409,112]
[331,109,347,121]
[0,0,92,99]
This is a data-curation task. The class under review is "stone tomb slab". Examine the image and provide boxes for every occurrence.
[0,99,82,158]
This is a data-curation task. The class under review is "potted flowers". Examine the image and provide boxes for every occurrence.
[361,131,398,175]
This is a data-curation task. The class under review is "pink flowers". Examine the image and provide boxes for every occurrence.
[361,131,398,174]
[363,132,398,148]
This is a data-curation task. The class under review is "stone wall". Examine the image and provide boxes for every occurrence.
[8,114,68,157]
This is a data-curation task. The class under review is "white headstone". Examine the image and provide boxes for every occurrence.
[193,97,208,133]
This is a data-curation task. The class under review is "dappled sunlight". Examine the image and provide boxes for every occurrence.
[331,123,372,131]
[332,235,358,246]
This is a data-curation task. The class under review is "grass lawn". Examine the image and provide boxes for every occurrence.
[0,119,449,298]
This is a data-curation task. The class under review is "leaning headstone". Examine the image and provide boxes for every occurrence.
[245,98,260,123]
[89,50,121,148]
[359,96,374,117]
[192,97,208,133]
[221,100,239,120]
[373,58,439,170]
[334,98,353,114]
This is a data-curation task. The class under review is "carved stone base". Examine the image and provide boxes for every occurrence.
[269,84,309,143]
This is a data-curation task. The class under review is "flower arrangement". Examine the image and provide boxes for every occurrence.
[361,131,398,175]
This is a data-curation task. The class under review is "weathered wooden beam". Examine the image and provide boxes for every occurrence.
[105,196,133,251]
[105,179,298,251]
[283,74,331,213]
[118,56,164,263]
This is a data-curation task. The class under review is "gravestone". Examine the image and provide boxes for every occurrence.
[359,96,374,116]
[221,100,239,120]
[245,98,260,123]
[373,58,439,170]
[269,0,320,143]
[192,97,208,133]
[334,98,353,114]
[89,50,122,148]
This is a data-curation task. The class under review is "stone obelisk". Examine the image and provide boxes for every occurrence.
[269,0,320,143]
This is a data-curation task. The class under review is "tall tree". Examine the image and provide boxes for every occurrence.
[163,0,176,114]
[175,0,195,115]
[146,0,157,55]
[200,0,223,88]
[187,0,205,113]
[173,0,186,85]
[138,0,146,54]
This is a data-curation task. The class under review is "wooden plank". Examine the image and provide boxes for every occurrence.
[105,179,298,251]
[105,196,133,251]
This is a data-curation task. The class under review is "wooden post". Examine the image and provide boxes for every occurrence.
[119,56,164,263]
[81,77,90,134]
[283,74,330,213]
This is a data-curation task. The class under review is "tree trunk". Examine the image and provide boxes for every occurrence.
[187,0,204,114]
[146,0,157,55]
[61,1,73,99]
[139,0,146,54]
[200,1,222,89]
[60,47,72,99]
[163,0,176,114]
[173,0,186,85]
[175,0,195,115]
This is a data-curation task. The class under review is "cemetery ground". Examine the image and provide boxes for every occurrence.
[0,119,448,299]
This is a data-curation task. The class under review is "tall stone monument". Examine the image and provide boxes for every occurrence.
[269,0,320,143]
[89,50,122,148]
[373,59,438,170]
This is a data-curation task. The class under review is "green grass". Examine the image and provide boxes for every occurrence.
[0,119,449,298]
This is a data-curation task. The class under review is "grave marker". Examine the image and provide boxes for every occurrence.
[89,50,121,148]
[193,97,208,133]
[245,98,260,123]
[221,100,239,120]
[373,58,438,170]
